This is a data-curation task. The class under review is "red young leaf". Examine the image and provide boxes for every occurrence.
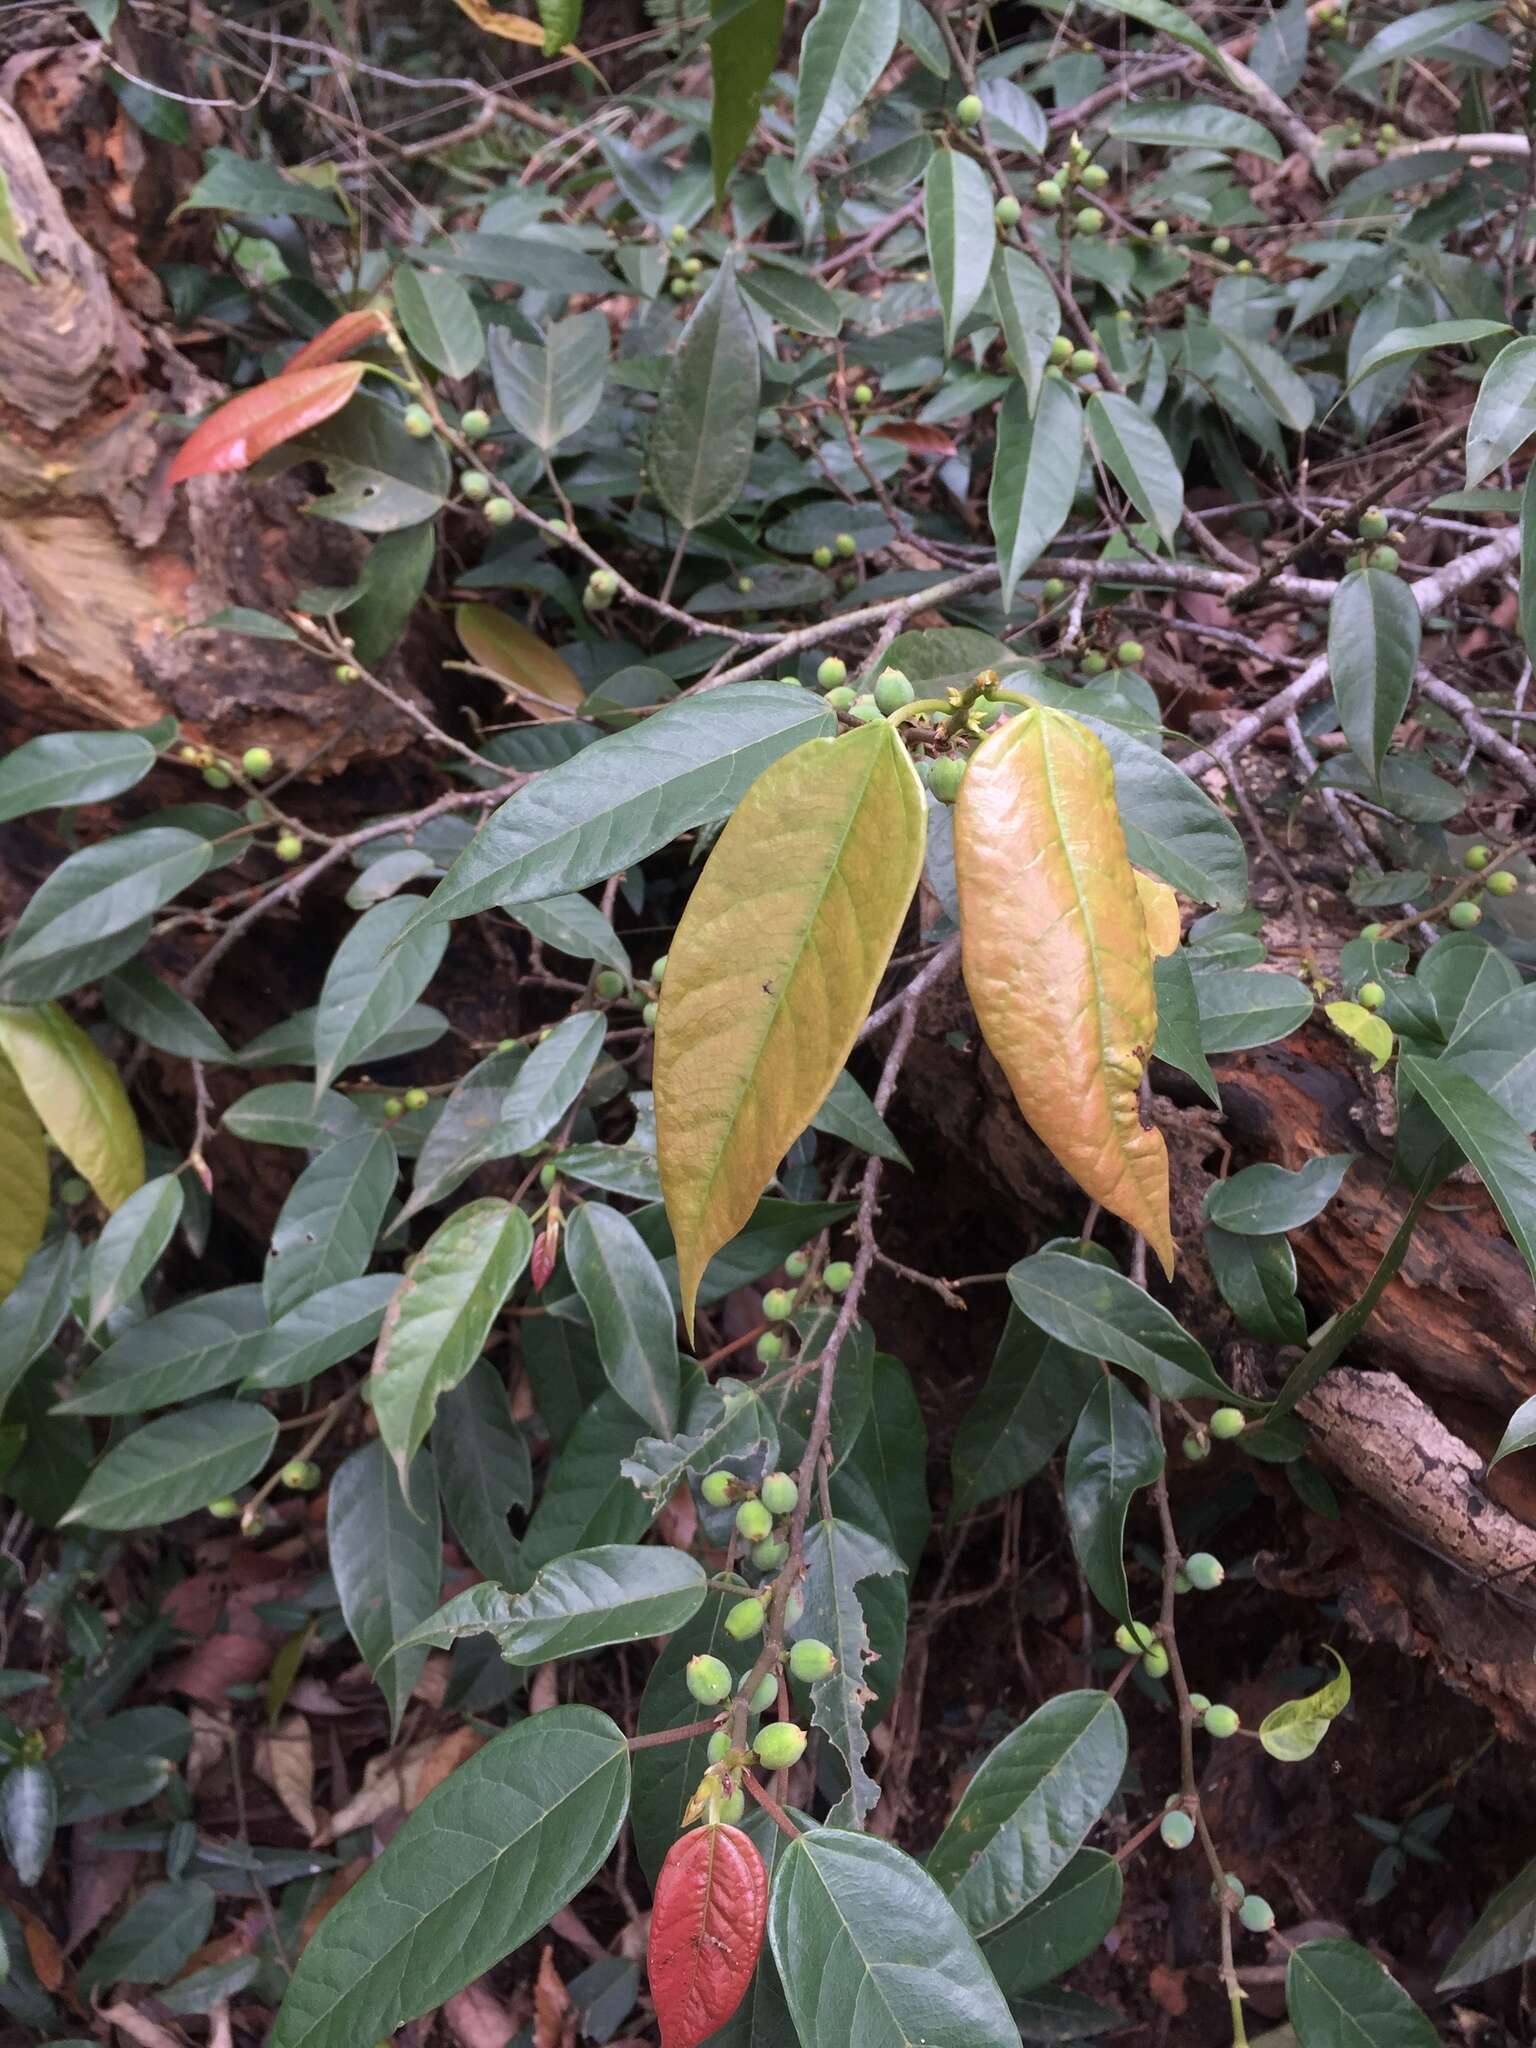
[167,361,368,483]
[870,420,958,459]
[648,1821,768,2048]
[286,308,391,374]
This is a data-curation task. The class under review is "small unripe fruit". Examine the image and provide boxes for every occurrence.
[1213,1871,1246,1902]
[651,953,668,986]
[539,1161,558,1191]
[1081,164,1109,190]
[1360,922,1384,940]
[755,1332,783,1364]
[1068,347,1098,375]
[1239,1894,1276,1933]
[784,1250,809,1280]
[701,1470,733,1508]
[642,1001,659,1029]
[824,686,857,713]
[242,746,273,777]
[1114,1621,1157,1653]
[956,93,983,126]
[59,1177,89,1204]
[595,969,626,1000]
[929,756,967,803]
[1151,218,1169,239]
[403,1086,429,1112]
[1188,1692,1211,1716]
[1161,1810,1196,1849]
[682,256,703,277]
[1378,123,1397,143]
[1204,1704,1240,1739]
[835,532,856,557]
[460,470,491,501]
[383,1097,404,1118]
[403,404,434,438]
[686,1654,733,1705]
[275,832,303,862]
[208,1496,241,1519]
[749,1670,779,1712]
[726,1597,766,1641]
[1449,900,1482,929]
[179,743,201,762]
[715,1786,746,1823]
[736,576,754,595]
[752,1538,789,1569]
[760,1471,798,1516]
[1488,869,1518,896]
[784,1586,805,1628]
[335,663,360,682]
[485,498,514,526]
[548,518,569,536]
[1186,1552,1225,1591]
[788,1638,837,1683]
[875,668,915,714]
[1357,981,1384,1010]
[995,195,1022,227]
[813,544,834,568]
[1074,207,1104,234]
[736,1499,774,1543]
[1209,1407,1246,1440]
[1235,259,1253,275]
[1358,507,1390,541]
[203,766,231,789]
[243,1510,266,1536]
[823,1259,853,1293]
[1036,180,1063,207]
[1211,235,1231,256]
[1047,336,1073,367]
[1142,1643,1171,1679]
[1081,651,1109,675]
[1368,544,1398,571]
[670,277,690,298]
[589,568,619,599]
[461,408,491,440]
[1183,1434,1210,1464]
[852,383,874,406]
[1041,576,1067,601]
[670,223,688,245]
[1464,843,1492,870]
[282,1458,320,1490]
[707,1729,731,1763]
[1116,640,1144,666]
[972,697,1003,728]
[762,1288,795,1324]
[755,1721,808,1769]
[818,656,848,689]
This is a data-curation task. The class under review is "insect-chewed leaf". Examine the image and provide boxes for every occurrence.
[655,720,926,1333]
[1260,1647,1351,1761]
[168,362,368,483]
[954,705,1174,1273]
[649,1821,768,2048]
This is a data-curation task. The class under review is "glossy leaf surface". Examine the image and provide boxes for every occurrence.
[168,362,367,482]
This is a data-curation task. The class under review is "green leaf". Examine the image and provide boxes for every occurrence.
[563,1202,679,1435]
[990,378,1083,608]
[980,1849,1123,1997]
[709,0,787,200]
[241,1275,397,1393]
[489,311,607,453]
[178,148,348,223]
[1328,569,1421,784]
[393,265,484,378]
[1204,1227,1306,1345]
[512,893,629,975]
[1259,1647,1351,1761]
[929,1691,1127,1935]
[311,898,448,1101]
[521,1387,652,1572]
[536,0,582,52]
[267,388,452,532]
[1521,466,1536,659]
[61,1401,277,1530]
[1063,1374,1163,1623]
[1466,335,1536,489]
[1286,1939,1436,2047]
[398,1543,706,1663]
[795,0,901,169]
[630,1589,741,1881]
[0,731,155,825]
[990,246,1059,415]
[221,1083,368,1149]
[841,1354,930,1574]
[270,1708,629,2048]
[101,963,233,1063]
[1341,0,1499,83]
[78,1880,213,1997]
[327,1441,441,1735]
[264,1129,396,1321]
[501,1010,606,1153]
[1344,319,1511,395]
[342,520,436,670]
[739,261,843,337]
[1152,951,1221,1104]
[371,1199,533,1482]
[1087,719,1248,910]
[1085,0,1224,66]
[810,1068,910,1166]
[1008,1251,1241,1406]
[59,1285,268,1415]
[0,1759,54,1889]
[650,260,760,529]
[1203,1153,1354,1235]
[421,686,834,926]
[796,1516,904,1827]
[433,1359,529,1582]
[926,148,995,355]
[1438,1851,1536,1989]
[1192,967,1313,1052]
[622,1373,770,1503]
[770,1828,1018,2048]
[0,1235,79,1418]
[400,1045,528,1222]
[1104,99,1280,159]
[1222,329,1314,434]
[86,1172,184,1330]
[0,829,212,1005]
[950,1307,1097,1519]
[1399,1060,1536,1282]
[1086,393,1183,546]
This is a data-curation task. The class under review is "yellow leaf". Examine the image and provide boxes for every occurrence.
[454,604,586,721]
[449,0,546,44]
[0,1003,144,1213]
[655,720,927,1333]
[1325,1000,1394,1072]
[0,1054,48,1301]
[954,705,1174,1275]
[1258,1646,1351,1761]
[1134,870,1180,958]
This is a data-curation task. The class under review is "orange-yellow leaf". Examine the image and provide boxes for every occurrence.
[954,705,1174,1274]
[286,308,391,375]
[0,1002,145,1213]
[1135,871,1181,958]
[454,604,586,721]
[655,719,926,1334]
[168,362,368,483]
[0,1053,48,1301]
[450,0,548,43]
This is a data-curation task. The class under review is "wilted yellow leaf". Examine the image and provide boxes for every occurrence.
[449,0,546,44]
[0,1053,48,1300]
[0,1002,145,1213]
[655,720,927,1333]
[454,604,586,721]
[1135,870,1181,958]
[954,705,1174,1274]
[1326,999,1393,1072]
